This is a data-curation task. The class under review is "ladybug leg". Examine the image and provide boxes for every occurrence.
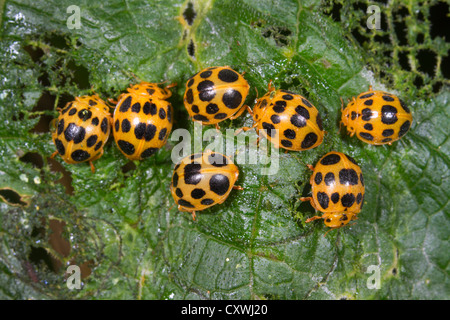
[215,123,221,131]
[229,104,249,120]
[369,85,373,91]
[89,161,96,173]
[307,164,314,171]
[235,122,257,135]
[300,196,321,211]
[165,82,177,90]
[191,211,196,221]
[305,215,323,223]
[233,185,244,190]
[50,151,58,159]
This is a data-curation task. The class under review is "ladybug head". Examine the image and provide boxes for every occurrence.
[323,212,357,228]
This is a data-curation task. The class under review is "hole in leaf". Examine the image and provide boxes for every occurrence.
[413,75,424,88]
[20,152,44,169]
[187,39,195,58]
[430,2,450,40]
[417,49,437,77]
[351,28,369,46]
[398,50,411,71]
[393,19,408,46]
[432,81,442,93]
[121,161,137,175]
[261,26,292,47]
[0,188,28,206]
[48,158,74,195]
[416,33,425,44]
[183,2,196,26]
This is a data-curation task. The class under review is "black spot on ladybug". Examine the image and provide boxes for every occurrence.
[314,172,322,184]
[158,128,167,141]
[94,141,103,151]
[121,119,131,133]
[101,118,108,134]
[64,123,85,144]
[61,103,72,114]
[360,194,365,208]
[175,188,183,197]
[290,114,306,128]
[191,153,202,160]
[197,80,216,102]
[359,92,374,99]
[260,99,268,109]
[381,105,398,124]
[316,114,323,131]
[214,113,227,119]
[118,140,135,155]
[57,118,65,135]
[364,123,373,131]
[184,163,202,185]
[167,105,172,123]
[218,69,239,82]
[209,174,230,196]
[262,122,276,137]
[331,192,340,204]
[86,135,98,148]
[222,89,242,109]
[147,88,155,96]
[360,173,364,186]
[119,96,132,112]
[200,70,212,78]
[144,124,157,141]
[341,193,356,207]
[273,100,286,113]
[141,147,158,158]
[159,107,166,119]
[339,169,359,185]
[131,102,141,113]
[345,154,358,165]
[142,102,151,115]
[71,149,90,162]
[282,94,293,100]
[284,129,296,139]
[301,132,318,149]
[301,98,313,108]
[208,153,228,167]
[317,192,329,209]
[295,106,310,119]
[134,123,146,139]
[187,78,194,87]
[281,139,292,148]
[68,108,77,116]
[359,132,374,141]
[271,114,281,124]
[178,199,195,208]
[173,172,179,187]
[201,198,214,205]
[191,188,206,199]
[193,114,209,122]
[321,153,341,165]
[361,108,373,121]
[185,89,194,104]
[351,111,357,120]
[88,99,97,106]
[382,95,395,102]
[92,117,99,126]
[382,138,392,143]
[382,129,394,137]
[191,105,199,113]
[54,138,65,156]
[341,214,348,221]
[78,109,92,121]
[364,99,373,106]
[206,103,219,114]
[324,172,335,186]
[356,193,363,204]
[114,119,119,131]
[400,99,410,113]
[398,120,411,137]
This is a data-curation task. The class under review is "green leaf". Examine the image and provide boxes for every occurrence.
[0,0,448,300]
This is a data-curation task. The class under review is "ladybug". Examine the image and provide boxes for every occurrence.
[341,86,413,145]
[51,94,112,173]
[301,151,365,231]
[170,150,242,220]
[242,82,324,151]
[113,82,174,160]
[183,66,250,129]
